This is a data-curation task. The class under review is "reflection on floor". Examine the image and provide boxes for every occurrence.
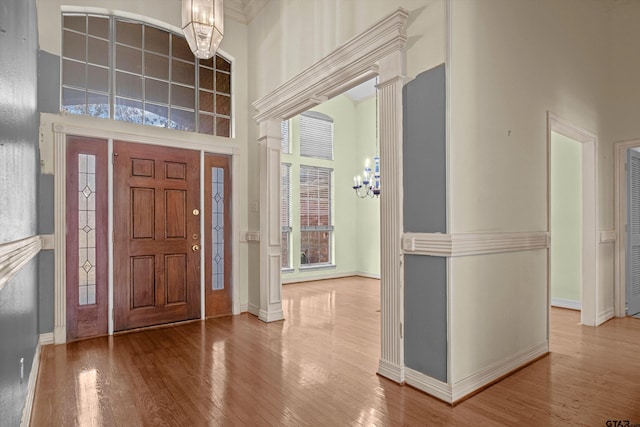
[31,277,640,425]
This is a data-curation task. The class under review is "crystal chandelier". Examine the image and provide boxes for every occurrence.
[182,0,224,59]
[353,79,381,198]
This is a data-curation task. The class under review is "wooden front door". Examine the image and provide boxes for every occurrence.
[204,154,232,317]
[66,136,109,340]
[113,142,201,331]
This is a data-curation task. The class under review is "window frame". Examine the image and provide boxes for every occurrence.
[61,12,233,137]
[281,162,293,272]
[299,165,334,268]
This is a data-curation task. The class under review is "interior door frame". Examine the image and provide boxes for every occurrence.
[614,138,640,318]
[52,122,241,343]
[547,112,598,326]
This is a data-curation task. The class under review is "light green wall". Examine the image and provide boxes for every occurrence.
[282,93,380,283]
[355,97,381,276]
[551,132,582,302]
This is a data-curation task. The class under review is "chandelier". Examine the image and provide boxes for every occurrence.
[353,79,381,198]
[182,0,224,59]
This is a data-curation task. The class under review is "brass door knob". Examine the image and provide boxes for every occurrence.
[192,244,200,252]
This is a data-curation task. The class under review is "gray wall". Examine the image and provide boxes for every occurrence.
[402,64,448,382]
[403,64,446,234]
[404,255,447,382]
[0,0,41,424]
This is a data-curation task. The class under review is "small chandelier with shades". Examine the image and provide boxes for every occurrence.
[182,0,224,59]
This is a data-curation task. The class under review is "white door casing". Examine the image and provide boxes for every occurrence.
[547,112,598,326]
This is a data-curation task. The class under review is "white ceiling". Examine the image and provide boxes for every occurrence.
[343,78,377,103]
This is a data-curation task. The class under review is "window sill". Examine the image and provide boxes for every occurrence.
[298,264,336,272]
[281,268,295,274]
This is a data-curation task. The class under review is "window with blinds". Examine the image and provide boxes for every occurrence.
[300,111,333,160]
[300,166,333,266]
[281,163,291,269]
[61,13,232,137]
[281,120,290,154]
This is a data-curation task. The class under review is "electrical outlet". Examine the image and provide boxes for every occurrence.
[19,358,24,383]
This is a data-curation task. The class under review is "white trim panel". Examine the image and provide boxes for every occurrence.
[402,232,549,257]
[0,236,42,293]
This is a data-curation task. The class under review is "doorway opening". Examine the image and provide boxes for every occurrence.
[547,112,598,326]
[550,131,583,312]
[279,78,381,286]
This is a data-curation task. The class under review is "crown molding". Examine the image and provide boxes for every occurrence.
[252,8,408,122]
[225,0,269,24]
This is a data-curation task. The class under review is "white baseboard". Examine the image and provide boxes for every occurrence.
[405,368,451,403]
[451,341,548,402]
[258,309,284,323]
[551,298,581,311]
[248,303,260,317]
[354,272,381,280]
[239,303,248,313]
[20,340,44,427]
[282,271,380,284]
[377,359,405,383]
[596,307,615,326]
[39,333,54,346]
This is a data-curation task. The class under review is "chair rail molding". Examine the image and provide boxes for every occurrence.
[0,236,43,293]
[402,231,550,257]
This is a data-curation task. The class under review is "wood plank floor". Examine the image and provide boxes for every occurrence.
[31,277,640,426]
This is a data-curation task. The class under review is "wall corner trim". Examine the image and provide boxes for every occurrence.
[402,231,549,257]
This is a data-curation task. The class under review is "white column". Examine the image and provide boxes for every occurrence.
[258,119,284,322]
[377,52,406,382]
[53,125,67,344]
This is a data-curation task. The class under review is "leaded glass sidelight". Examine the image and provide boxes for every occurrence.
[211,167,225,290]
[78,154,97,305]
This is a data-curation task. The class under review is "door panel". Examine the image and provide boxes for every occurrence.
[114,141,200,331]
[626,149,640,316]
[205,154,232,317]
[66,136,108,340]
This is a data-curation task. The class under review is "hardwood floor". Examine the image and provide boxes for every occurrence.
[31,277,640,426]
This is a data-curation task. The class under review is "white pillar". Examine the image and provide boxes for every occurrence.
[377,52,406,382]
[257,119,284,322]
[53,125,67,344]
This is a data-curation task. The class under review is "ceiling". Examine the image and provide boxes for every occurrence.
[343,78,377,103]
[225,0,270,24]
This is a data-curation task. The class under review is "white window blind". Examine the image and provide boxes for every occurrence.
[300,165,333,265]
[300,111,333,160]
[281,120,290,154]
[281,163,291,269]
